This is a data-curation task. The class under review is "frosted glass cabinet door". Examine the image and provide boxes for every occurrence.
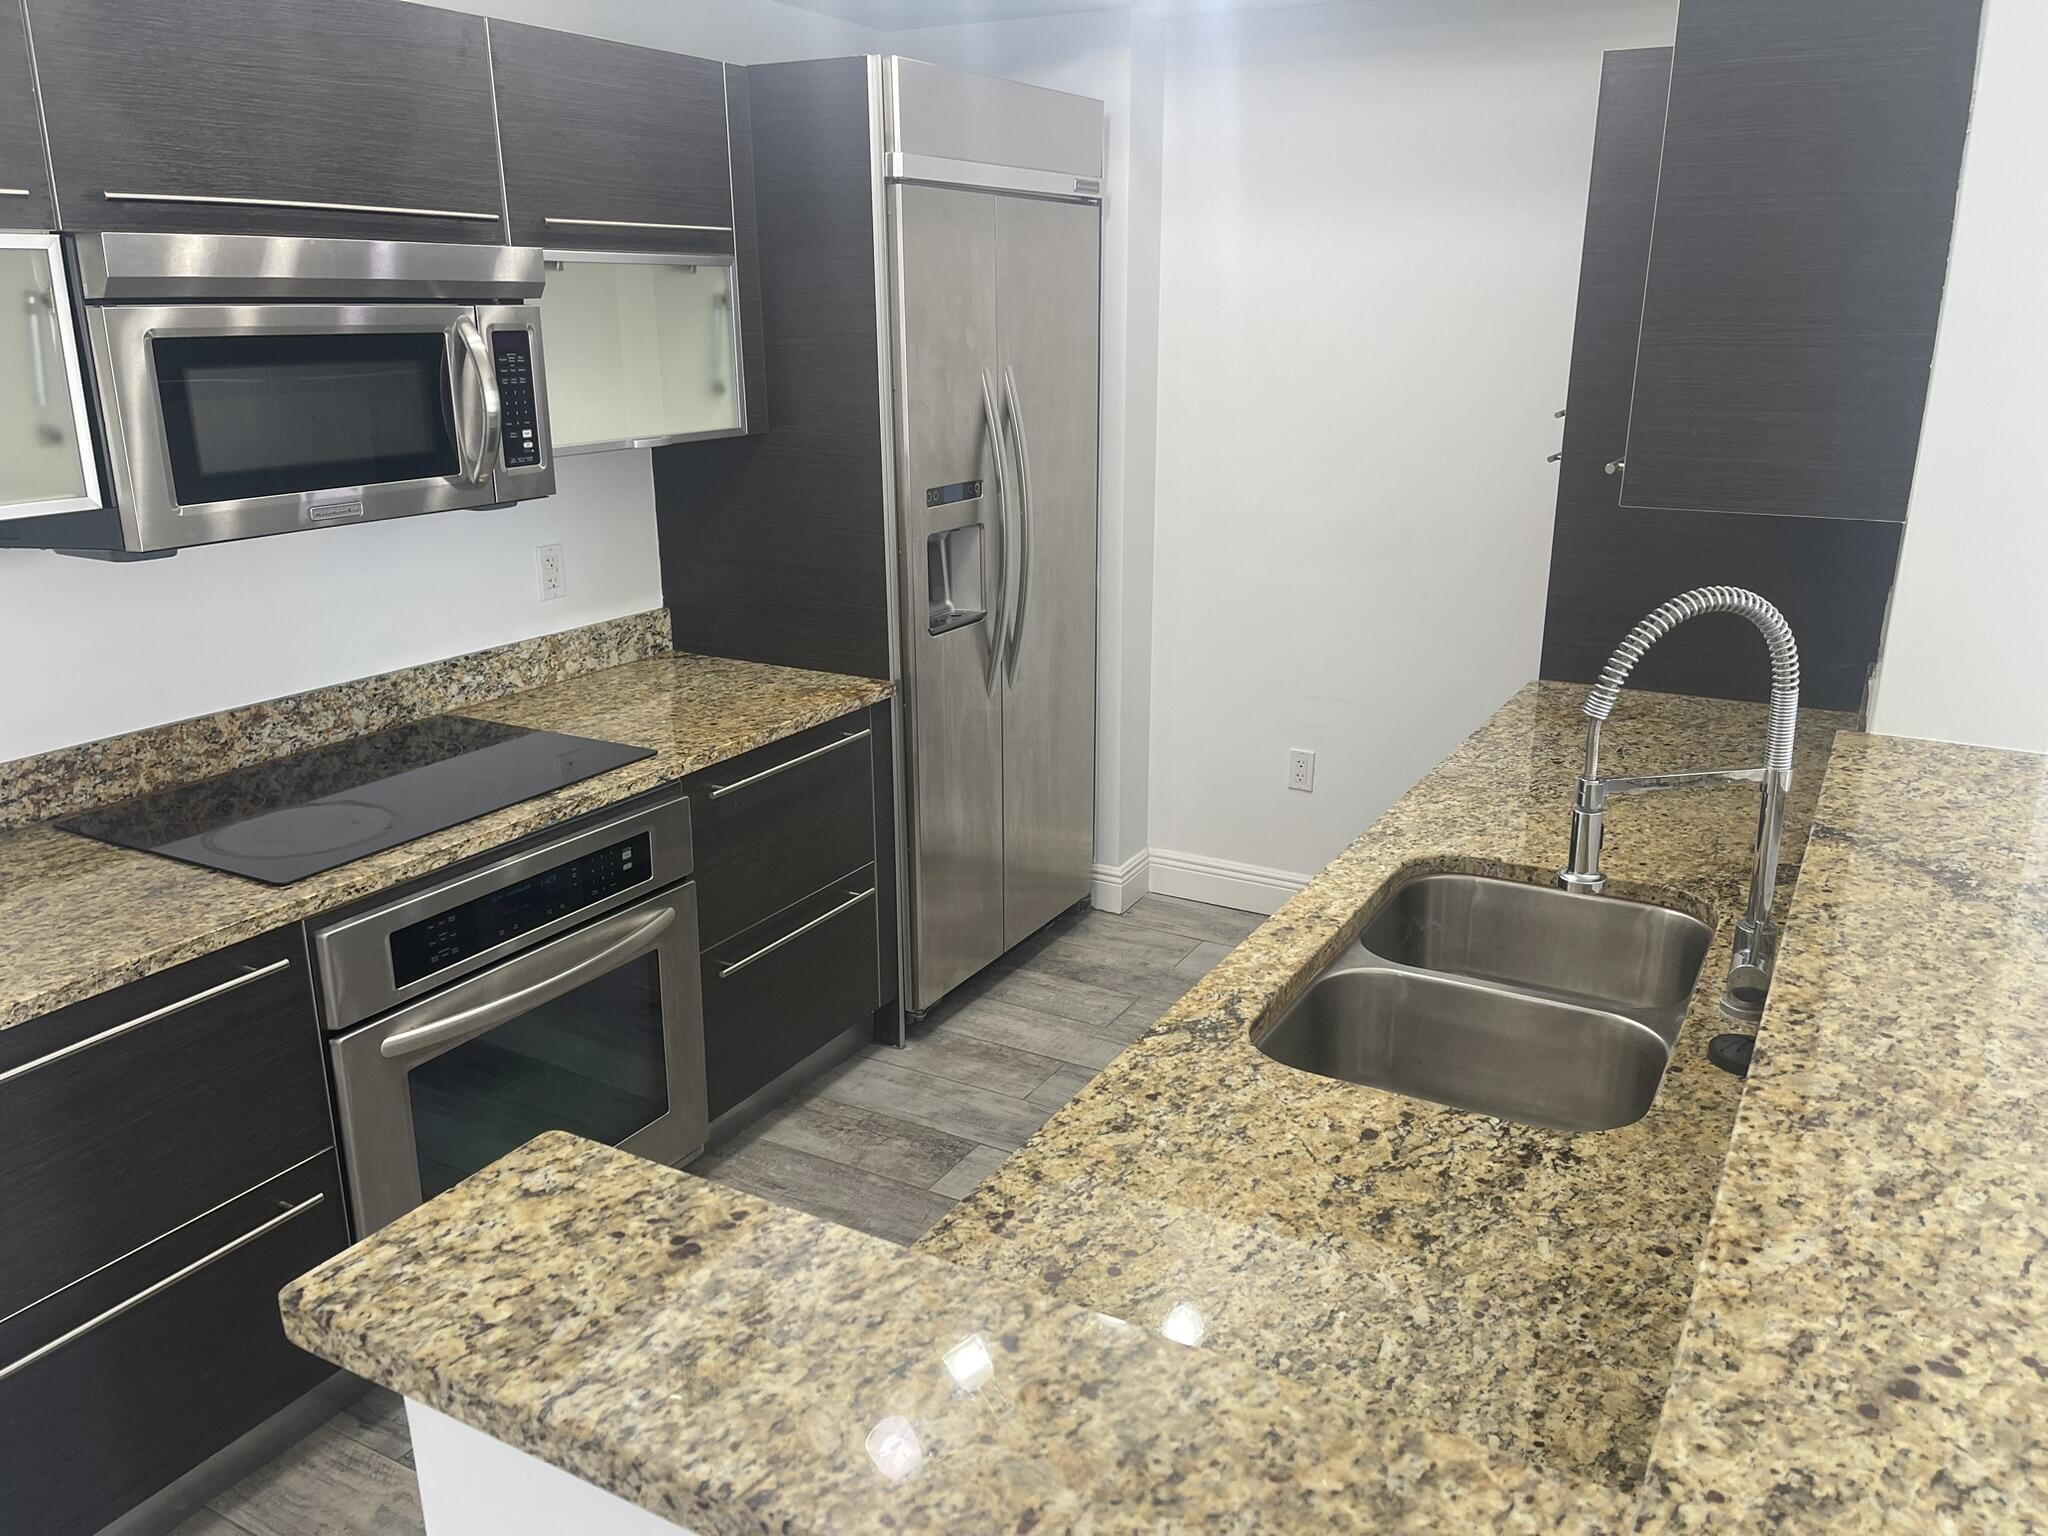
[0,234,101,519]
[542,256,744,451]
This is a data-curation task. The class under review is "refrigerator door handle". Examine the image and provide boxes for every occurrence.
[978,367,1012,694]
[1001,365,1033,683]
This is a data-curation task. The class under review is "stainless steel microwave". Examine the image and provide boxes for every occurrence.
[61,232,555,553]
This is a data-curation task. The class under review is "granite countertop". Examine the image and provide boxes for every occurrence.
[0,653,890,1032]
[279,682,2048,1532]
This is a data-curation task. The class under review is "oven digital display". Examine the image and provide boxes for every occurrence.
[389,832,652,988]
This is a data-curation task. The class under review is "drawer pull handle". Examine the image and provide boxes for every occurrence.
[543,216,734,233]
[719,888,874,979]
[102,191,501,222]
[707,729,870,800]
[0,1193,326,1384]
[0,188,30,197]
[0,958,291,1087]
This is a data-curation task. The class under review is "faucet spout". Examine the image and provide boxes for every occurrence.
[1558,587,1801,1022]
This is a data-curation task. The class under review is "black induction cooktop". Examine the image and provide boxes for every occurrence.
[59,715,655,885]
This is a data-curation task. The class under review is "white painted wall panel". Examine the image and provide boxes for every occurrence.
[1145,0,1674,882]
[1869,0,2048,754]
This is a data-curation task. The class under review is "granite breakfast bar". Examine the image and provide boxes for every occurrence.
[278,681,2048,1532]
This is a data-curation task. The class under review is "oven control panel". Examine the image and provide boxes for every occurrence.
[390,832,649,989]
[492,329,542,469]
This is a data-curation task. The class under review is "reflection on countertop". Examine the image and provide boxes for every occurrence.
[279,682,2048,1532]
[917,681,1853,1489]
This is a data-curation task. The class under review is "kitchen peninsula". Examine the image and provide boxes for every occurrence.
[278,682,2048,1532]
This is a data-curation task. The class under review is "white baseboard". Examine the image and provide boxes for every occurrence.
[1147,848,1309,916]
[1090,849,1151,914]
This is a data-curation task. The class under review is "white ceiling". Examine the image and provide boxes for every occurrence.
[777,0,1330,35]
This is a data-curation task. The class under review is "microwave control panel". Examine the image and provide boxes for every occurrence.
[388,831,651,989]
[492,329,542,469]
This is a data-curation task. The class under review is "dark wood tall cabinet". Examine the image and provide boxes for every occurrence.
[0,0,51,229]
[1541,1,1981,710]
[653,58,891,679]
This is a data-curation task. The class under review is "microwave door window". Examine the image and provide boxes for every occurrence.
[152,331,461,505]
[405,952,670,1201]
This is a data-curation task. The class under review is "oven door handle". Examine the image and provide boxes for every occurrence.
[378,905,677,1061]
[453,314,500,487]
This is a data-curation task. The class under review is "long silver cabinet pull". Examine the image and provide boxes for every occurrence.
[0,187,29,197]
[543,216,734,233]
[979,368,1012,695]
[380,906,676,1060]
[718,888,874,979]
[707,729,870,799]
[1001,365,1032,683]
[0,958,291,1087]
[103,191,500,222]
[0,1194,326,1385]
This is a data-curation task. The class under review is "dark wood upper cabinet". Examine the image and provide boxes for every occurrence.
[0,0,51,229]
[1540,46,1908,711]
[1618,0,1983,522]
[26,0,507,244]
[489,19,734,257]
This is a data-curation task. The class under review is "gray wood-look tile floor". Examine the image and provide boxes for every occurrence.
[181,895,1258,1536]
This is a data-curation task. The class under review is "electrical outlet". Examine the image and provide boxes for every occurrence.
[536,543,565,602]
[1287,748,1316,793]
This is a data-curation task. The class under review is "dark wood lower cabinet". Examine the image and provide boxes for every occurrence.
[0,1156,348,1536]
[0,926,346,1536]
[0,929,331,1321]
[701,865,882,1120]
[689,716,877,952]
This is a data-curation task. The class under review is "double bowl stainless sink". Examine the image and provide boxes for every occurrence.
[1256,874,1713,1132]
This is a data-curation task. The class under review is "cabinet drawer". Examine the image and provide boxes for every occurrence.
[703,870,880,1119]
[28,0,507,245]
[691,717,877,950]
[490,20,734,255]
[0,1155,347,1536]
[0,929,331,1322]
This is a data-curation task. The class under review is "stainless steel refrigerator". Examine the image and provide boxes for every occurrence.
[882,59,1104,1012]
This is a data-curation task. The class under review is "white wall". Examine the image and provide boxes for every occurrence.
[2,0,876,762]
[1143,0,1674,905]
[888,12,1166,896]
[1868,0,2046,754]
[0,452,661,760]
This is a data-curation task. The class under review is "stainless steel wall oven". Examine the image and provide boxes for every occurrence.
[313,796,705,1235]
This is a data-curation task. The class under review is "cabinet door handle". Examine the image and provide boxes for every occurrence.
[0,1194,326,1384]
[706,729,870,799]
[542,216,733,234]
[102,191,500,222]
[453,314,500,486]
[0,188,29,197]
[379,906,676,1060]
[0,958,291,1087]
[718,888,874,979]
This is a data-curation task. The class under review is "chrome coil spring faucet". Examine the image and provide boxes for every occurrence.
[1559,587,1800,1022]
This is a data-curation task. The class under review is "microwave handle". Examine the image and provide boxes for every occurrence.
[378,904,676,1061]
[453,314,501,486]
